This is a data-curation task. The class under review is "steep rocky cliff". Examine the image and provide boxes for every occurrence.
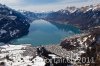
[0,4,30,43]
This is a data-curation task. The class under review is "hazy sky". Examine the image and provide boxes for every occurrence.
[0,0,100,12]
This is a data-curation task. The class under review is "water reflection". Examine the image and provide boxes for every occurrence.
[11,19,80,46]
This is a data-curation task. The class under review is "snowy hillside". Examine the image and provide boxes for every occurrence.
[0,4,30,43]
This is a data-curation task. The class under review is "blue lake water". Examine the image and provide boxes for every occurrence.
[12,19,80,46]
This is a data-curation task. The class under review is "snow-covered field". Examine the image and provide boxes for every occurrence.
[0,44,45,66]
[0,42,91,66]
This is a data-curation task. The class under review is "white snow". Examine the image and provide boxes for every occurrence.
[10,29,19,37]
[9,11,12,14]
[77,38,83,45]
[0,29,7,34]
[1,45,26,51]
[33,56,46,66]
[79,51,85,54]
[8,16,17,20]
[48,54,58,59]
[0,45,46,66]
[83,37,88,42]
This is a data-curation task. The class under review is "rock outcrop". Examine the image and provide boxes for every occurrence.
[0,45,72,66]
[60,26,100,66]
[0,44,38,66]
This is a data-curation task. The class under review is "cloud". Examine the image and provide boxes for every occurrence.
[23,0,59,5]
[18,4,66,12]
[0,0,99,12]
[0,0,20,5]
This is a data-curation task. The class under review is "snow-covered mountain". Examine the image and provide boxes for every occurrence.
[0,4,30,43]
[20,10,49,22]
[44,4,100,30]
[19,11,38,22]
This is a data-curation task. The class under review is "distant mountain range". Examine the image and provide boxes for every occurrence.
[19,10,49,22]
[21,4,100,30]
[0,4,30,43]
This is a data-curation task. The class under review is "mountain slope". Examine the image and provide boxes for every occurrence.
[0,4,30,43]
[21,4,100,30]
[60,26,100,66]
[44,4,100,30]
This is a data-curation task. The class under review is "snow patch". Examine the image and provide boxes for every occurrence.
[0,44,26,51]
[0,29,7,34]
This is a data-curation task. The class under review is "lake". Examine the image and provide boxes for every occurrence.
[11,19,80,46]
